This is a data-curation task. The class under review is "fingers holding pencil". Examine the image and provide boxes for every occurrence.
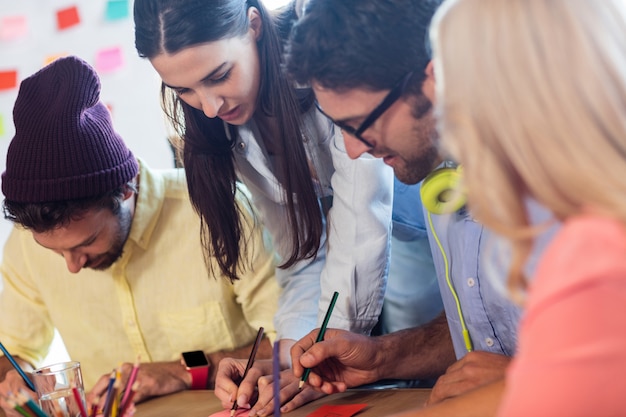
[230,327,264,416]
[214,358,269,409]
[0,341,35,392]
[298,291,339,390]
[0,368,38,416]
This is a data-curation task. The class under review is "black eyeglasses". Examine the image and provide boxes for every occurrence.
[315,71,414,148]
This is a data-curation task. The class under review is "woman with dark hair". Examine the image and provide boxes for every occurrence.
[134,0,396,404]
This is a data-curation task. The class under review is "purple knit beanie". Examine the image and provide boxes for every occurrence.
[1,56,138,203]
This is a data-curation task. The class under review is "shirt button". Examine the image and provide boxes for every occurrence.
[485,337,494,347]
[127,320,135,327]
[237,142,246,151]
[467,277,475,287]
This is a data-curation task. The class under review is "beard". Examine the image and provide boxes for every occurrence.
[84,206,133,270]
[393,94,440,185]
[394,142,440,185]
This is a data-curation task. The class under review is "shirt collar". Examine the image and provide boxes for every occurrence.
[128,158,166,250]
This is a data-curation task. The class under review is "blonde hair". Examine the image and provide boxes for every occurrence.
[431,0,626,300]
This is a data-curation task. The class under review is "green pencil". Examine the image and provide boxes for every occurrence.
[299,291,339,389]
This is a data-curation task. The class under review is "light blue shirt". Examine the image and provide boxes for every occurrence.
[381,179,443,334]
[424,196,556,359]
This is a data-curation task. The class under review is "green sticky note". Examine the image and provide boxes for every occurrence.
[105,0,129,21]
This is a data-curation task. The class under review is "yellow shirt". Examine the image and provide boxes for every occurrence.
[0,159,279,389]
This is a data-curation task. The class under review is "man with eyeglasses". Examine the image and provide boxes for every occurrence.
[277,0,553,413]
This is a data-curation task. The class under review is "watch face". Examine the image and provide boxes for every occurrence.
[182,350,209,367]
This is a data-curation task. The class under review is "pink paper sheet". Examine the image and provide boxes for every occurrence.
[208,407,250,417]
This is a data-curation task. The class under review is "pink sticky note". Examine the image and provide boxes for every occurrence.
[56,6,81,30]
[0,15,28,41]
[95,47,124,73]
[208,408,249,417]
[305,404,368,417]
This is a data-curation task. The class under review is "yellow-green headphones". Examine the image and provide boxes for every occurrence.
[422,163,474,352]
[421,165,466,215]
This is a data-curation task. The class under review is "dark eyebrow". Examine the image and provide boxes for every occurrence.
[163,63,229,90]
[68,234,98,250]
[333,114,364,126]
[35,233,98,251]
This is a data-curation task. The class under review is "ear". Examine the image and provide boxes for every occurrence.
[248,7,263,41]
[425,60,435,81]
[422,60,436,102]
[122,181,137,201]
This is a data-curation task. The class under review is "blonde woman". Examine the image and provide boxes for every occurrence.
[399,0,626,415]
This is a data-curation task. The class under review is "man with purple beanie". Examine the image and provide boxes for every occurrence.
[0,56,279,414]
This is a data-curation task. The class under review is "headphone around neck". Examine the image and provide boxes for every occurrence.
[420,164,466,215]
[421,163,474,353]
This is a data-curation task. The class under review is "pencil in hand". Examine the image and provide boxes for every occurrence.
[0,340,36,392]
[299,291,339,389]
[230,327,264,417]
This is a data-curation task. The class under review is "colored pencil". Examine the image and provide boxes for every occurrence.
[16,390,47,417]
[72,385,88,417]
[272,341,281,417]
[89,396,100,417]
[120,356,140,411]
[230,327,264,417]
[7,397,33,417]
[0,340,36,391]
[101,371,117,417]
[299,291,339,389]
[110,375,122,417]
[118,381,139,417]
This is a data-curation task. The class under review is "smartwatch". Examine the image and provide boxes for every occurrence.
[181,350,210,390]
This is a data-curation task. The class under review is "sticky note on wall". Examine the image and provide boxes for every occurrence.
[56,5,81,30]
[0,114,5,137]
[0,15,28,41]
[0,70,18,91]
[105,0,129,21]
[95,47,124,73]
[44,53,68,66]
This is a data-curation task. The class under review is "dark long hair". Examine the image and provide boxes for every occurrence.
[134,0,322,282]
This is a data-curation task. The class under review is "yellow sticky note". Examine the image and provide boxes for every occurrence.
[0,114,6,137]
[44,53,68,66]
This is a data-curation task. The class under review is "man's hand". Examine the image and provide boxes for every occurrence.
[86,361,188,411]
[426,351,511,405]
[0,370,37,417]
[291,328,382,394]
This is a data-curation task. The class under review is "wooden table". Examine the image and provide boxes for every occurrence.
[136,388,430,416]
